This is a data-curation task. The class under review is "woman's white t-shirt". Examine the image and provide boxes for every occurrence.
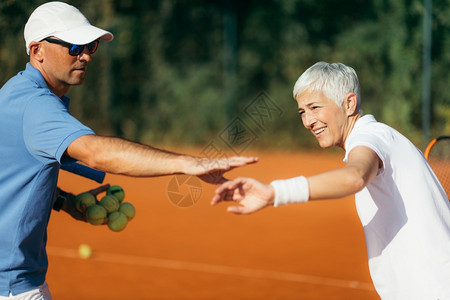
[344,115,450,299]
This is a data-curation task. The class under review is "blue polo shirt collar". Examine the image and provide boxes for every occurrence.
[23,63,70,108]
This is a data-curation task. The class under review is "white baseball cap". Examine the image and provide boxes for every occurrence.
[24,1,113,55]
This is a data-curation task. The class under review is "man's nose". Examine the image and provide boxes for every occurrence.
[78,47,92,62]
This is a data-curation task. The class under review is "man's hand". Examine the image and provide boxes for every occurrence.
[211,177,275,214]
[189,156,259,185]
[59,184,110,221]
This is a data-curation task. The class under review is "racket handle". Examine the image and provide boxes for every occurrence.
[60,162,106,184]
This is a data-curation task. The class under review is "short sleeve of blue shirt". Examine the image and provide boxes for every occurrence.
[23,92,94,164]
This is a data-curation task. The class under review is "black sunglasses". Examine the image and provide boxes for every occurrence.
[43,37,99,56]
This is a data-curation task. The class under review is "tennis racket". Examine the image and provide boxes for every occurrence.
[424,135,450,200]
[60,162,106,184]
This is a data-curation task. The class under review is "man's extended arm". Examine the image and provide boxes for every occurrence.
[66,134,257,180]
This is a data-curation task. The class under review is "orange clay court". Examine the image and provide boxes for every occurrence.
[47,149,380,299]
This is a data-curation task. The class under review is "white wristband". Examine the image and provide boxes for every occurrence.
[270,176,309,207]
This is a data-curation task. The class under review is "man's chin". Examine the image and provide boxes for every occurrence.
[70,79,85,86]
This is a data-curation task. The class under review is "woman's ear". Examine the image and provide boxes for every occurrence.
[344,92,358,116]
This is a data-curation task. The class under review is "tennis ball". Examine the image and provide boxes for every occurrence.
[75,192,96,213]
[107,211,128,232]
[78,244,92,259]
[119,202,136,221]
[99,195,120,213]
[107,185,125,203]
[86,204,107,225]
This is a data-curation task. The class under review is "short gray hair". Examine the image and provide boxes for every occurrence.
[293,62,361,113]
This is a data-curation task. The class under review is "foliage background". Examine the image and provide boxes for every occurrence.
[1,0,449,151]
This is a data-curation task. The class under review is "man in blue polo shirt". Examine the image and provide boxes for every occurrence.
[0,2,257,299]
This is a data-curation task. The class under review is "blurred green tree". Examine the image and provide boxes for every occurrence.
[1,0,448,150]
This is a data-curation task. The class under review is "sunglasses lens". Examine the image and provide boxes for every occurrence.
[87,41,98,54]
[67,41,98,56]
[69,45,84,56]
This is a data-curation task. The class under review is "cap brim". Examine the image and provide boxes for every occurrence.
[54,24,113,45]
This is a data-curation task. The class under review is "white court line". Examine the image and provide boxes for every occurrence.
[47,246,374,291]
